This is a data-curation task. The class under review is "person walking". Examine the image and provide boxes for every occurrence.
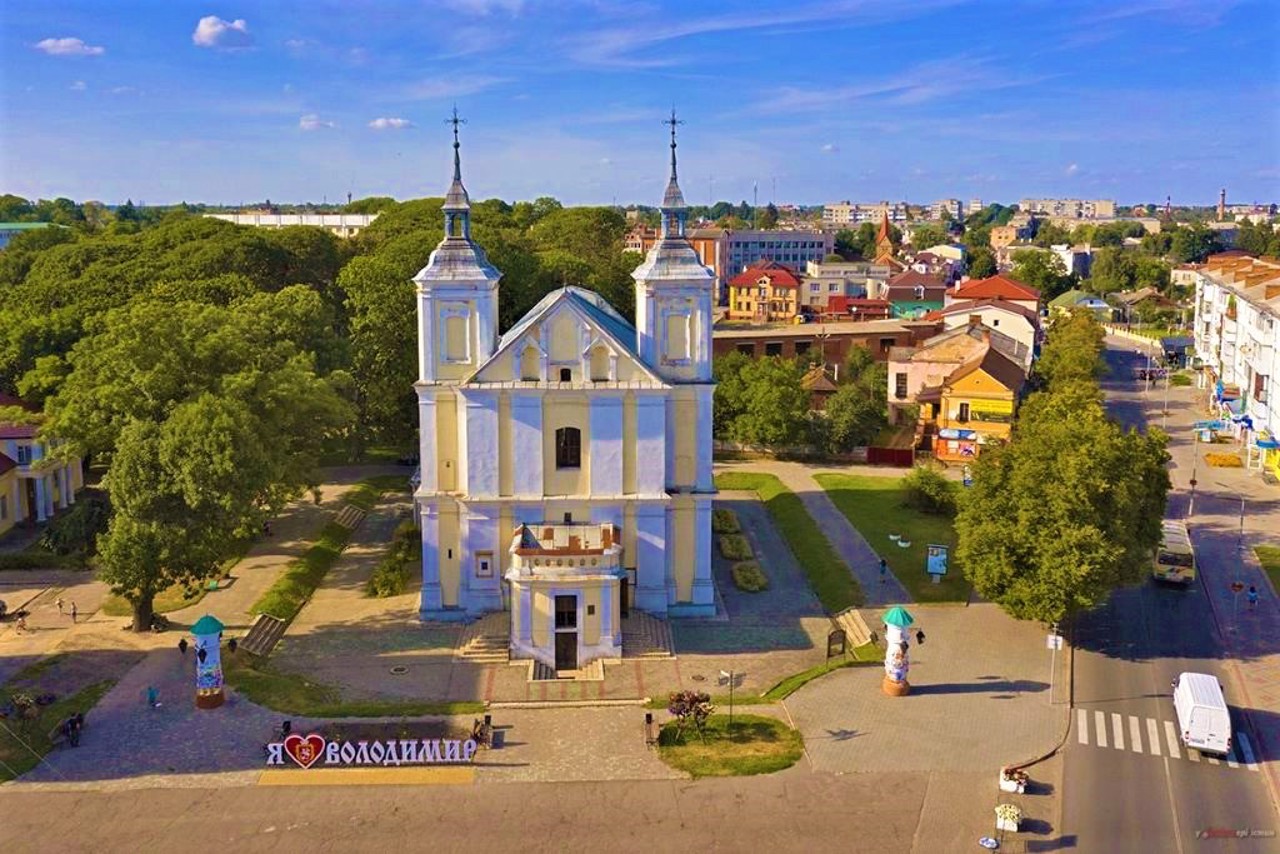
[15,615,27,633]
[879,558,888,584]
[1248,585,1259,609]
[56,597,65,615]
[178,637,189,656]
[70,601,77,623]
[145,686,160,708]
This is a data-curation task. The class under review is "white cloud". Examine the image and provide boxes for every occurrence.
[284,38,310,50]
[821,143,839,154]
[369,117,414,130]
[1065,163,1080,176]
[70,80,87,91]
[34,37,105,57]
[403,75,508,100]
[192,16,254,49]
[299,114,335,131]
[109,86,139,96]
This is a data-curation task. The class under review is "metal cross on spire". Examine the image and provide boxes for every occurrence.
[664,108,683,182]
[446,105,467,182]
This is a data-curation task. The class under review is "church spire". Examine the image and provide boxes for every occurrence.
[442,106,471,240]
[660,109,687,239]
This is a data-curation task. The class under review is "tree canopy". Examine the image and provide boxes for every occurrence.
[956,311,1169,625]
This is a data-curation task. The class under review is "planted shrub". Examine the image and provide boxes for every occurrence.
[731,560,769,592]
[712,508,740,534]
[902,465,957,516]
[718,534,754,561]
[366,521,422,598]
[38,490,110,556]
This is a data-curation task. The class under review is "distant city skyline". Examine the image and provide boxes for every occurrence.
[2,1,1278,207]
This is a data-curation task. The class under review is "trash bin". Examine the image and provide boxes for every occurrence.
[489,729,505,749]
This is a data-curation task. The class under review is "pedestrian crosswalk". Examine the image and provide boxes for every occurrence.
[1075,708,1260,771]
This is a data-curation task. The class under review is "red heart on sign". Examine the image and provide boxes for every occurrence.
[283,733,325,769]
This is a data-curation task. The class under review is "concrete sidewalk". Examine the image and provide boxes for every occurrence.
[715,459,912,606]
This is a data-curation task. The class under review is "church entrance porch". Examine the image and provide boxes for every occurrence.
[506,522,624,674]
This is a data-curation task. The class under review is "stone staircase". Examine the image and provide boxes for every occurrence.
[529,658,604,682]
[621,610,675,659]
[832,607,873,648]
[454,612,510,664]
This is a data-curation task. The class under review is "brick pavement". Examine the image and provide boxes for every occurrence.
[716,459,912,606]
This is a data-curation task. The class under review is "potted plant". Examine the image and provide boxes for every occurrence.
[995,803,1022,832]
[999,766,1028,793]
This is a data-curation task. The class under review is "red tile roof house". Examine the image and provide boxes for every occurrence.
[0,392,85,527]
[945,274,1042,315]
[727,260,803,322]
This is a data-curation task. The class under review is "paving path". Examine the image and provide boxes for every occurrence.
[715,460,912,606]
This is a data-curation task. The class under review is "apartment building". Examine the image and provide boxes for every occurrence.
[724,229,834,278]
[798,259,891,311]
[1192,254,1280,478]
[1017,198,1117,219]
[930,199,963,220]
[205,212,378,237]
[822,201,908,226]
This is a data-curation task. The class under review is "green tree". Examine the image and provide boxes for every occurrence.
[825,381,885,451]
[967,247,997,279]
[757,203,779,229]
[1169,225,1223,263]
[1032,221,1072,247]
[908,223,949,251]
[712,351,751,439]
[957,312,1169,625]
[344,196,396,214]
[1011,250,1074,299]
[727,357,808,446]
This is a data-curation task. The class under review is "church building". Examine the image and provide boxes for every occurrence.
[413,116,716,673]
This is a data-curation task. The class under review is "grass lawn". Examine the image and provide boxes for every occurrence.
[714,471,862,611]
[0,679,116,782]
[223,654,483,717]
[250,475,410,624]
[102,583,207,617]
[1256,546,1280,594]
[814,473,971,603]
[657,714,803,778]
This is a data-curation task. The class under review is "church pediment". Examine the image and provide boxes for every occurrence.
[464,287,667,387]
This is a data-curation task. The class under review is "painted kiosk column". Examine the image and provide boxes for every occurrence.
[881,606,915,697]
[191,614,225,709]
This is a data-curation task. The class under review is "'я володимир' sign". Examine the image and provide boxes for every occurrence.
[267,733,479,769]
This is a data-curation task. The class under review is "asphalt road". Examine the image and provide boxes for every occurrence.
[1060,342,1276,853]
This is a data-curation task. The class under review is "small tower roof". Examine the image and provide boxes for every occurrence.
[882,606,914,628]
[190,614,225,636]
[443,105,470,212]
[877,210,892,243]
[661,108,687,211]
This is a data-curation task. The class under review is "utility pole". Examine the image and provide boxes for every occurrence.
[752,182,758,228]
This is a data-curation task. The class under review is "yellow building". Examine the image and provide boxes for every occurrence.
[414,117,716,674]
[922,347,1025,463]
[0,393,84,533]
[726,260,800,322]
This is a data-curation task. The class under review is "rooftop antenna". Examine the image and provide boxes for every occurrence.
[752,181,758,228]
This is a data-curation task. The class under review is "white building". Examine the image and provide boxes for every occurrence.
[930,199,963,221]
[822,201,908,226]
[1192,255,1280,478]
[413,120,716,673]
[1018,199,1117,219]
[798,259,891,310]
[205,213,377,237]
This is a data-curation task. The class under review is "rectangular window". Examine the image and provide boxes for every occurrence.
[895,373,908,400]
[829,283,839,291]
[16,445,32,465]
[958,402,971,423]
[879,337,895,353]
[554,595,577,629]
[736,343,755,356]
[794,341,811,355]
[765,342,783,357]
[810,283,820,292]
[664,312,691,362]
[475,551,494,578]
[555,427,581,469]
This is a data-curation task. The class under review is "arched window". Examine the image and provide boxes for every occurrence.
[555,427,581,469]
[590,346,610,382]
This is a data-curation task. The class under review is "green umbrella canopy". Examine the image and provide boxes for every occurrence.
[882,607,914,628]
[190,614,225,636]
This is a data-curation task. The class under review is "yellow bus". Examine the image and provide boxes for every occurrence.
[1154,520,1196,584]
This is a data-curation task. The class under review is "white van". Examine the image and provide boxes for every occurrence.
[1172,672,1232,756]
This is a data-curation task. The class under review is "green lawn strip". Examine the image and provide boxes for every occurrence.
[250,475,410,623]
[1255,546,1280,594]
[223,655,481,717]
[0,679,116,782]
[714,471,863,611]
[656,714,804,778]
[813,473,971,603]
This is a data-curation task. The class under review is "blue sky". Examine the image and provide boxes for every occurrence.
[2,0,1278,207]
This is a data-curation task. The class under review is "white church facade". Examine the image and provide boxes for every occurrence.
[414,117,715,672]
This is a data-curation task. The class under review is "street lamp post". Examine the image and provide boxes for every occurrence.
[1188,427,1199,519]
